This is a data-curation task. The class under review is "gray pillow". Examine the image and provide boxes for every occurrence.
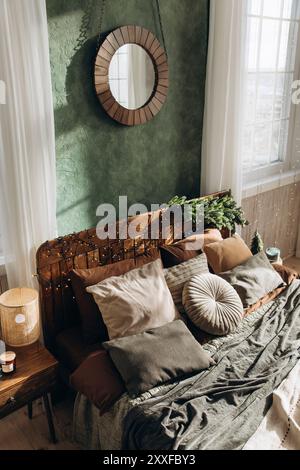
[103,320,215,397]
[164,253,209,314]
[218,251,284,308]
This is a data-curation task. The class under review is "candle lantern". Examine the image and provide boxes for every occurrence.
[0,288,40,347]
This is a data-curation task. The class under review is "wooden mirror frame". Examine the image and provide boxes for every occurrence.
[94,25,169,126]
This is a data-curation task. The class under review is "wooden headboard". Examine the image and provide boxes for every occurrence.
[36,190,230,352]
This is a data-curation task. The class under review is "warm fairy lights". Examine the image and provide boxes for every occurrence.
[39,232,154,294]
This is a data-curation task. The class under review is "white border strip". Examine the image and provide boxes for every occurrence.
[242,170,300,199]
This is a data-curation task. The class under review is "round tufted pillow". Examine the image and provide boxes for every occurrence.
[182,273,244,336]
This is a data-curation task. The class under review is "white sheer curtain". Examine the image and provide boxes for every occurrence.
[0,0,57,288]
[201,0,248,204]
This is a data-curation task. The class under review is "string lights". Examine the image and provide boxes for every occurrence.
[38,228,156,296]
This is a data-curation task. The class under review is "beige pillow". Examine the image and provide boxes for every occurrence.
[164,253,209,314]
[86,259,178,340]
[183,274,244,336]
[203,234,252,274]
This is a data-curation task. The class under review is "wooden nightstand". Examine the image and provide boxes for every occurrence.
[0,342,58,443]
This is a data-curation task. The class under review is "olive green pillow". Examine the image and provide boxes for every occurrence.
[103,320,215,397]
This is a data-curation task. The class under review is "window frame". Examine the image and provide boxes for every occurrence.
[243,0,300,187]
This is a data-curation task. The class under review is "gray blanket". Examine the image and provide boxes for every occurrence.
[122,281,300,450]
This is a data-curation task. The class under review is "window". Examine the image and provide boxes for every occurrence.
[243,0,300,184]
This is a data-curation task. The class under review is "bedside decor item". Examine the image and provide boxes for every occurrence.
[0,288,40,347]
[266,247,281,264]
[251,230,264,255]
[182,274,244,336]
[167,193,249,232]
[0,351,16,374]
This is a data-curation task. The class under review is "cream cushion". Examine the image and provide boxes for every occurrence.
[86,259,178,340]
[182,273,243,336]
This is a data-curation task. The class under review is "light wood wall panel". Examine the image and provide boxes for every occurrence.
[242,182,300,259]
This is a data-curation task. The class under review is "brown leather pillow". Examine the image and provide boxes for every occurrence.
[244,286,286,317]
[243,265,298,317]
[70,350,125,415]
[160,229,223,268]
[70,250,160,345]
[273,263,299,285]
[160,244,198,268]
[203,234,252,274]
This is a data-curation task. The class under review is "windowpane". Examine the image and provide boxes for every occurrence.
[287,22,298,70]
[279,21,298,70]
[279,21,291,70]
[249,0,263,16]
[283,0,293,18]
[256,73,276,121]
[282,73,293,118]
[263,0,282,18]
[283,0,300,20]
[271,120,281,162]
[274,73,293,120]
[243,127,254,165]
[254,122,272,165]
[245,74,257,123]
[247,18,261,70]
[274,74,285,119]
[278,119,289,159]
[259,20,280,70]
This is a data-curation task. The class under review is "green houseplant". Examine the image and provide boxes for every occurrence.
[167,194,248,232]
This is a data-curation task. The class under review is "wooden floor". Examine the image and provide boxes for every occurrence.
[0,394,80,450]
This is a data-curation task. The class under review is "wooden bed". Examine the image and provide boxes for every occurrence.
[36,190,230,363]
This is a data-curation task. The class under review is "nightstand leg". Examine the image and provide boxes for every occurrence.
[43,393,57,444]
[28,402,33,419]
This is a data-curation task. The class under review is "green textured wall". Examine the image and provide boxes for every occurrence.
[46,0,209,235]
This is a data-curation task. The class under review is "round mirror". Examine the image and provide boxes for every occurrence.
[95,26,169,126]
[109,44,156,110]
